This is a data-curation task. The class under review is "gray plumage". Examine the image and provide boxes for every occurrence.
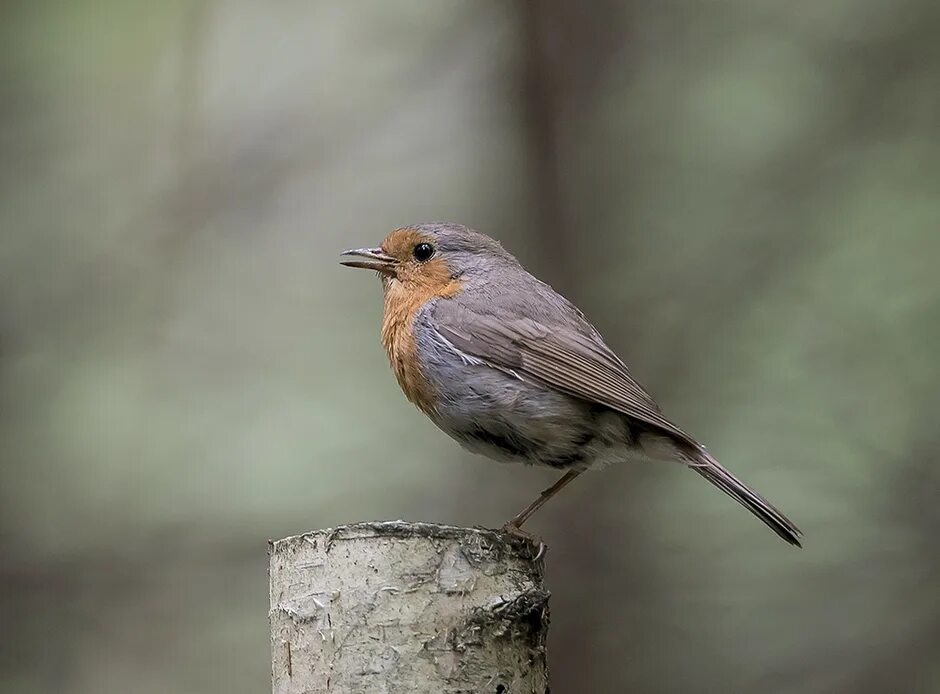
[414,224,800,545]
[346,223,802,546]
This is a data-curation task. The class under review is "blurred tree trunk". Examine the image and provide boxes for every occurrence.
[518,0,625,297]
[516,3,650,692]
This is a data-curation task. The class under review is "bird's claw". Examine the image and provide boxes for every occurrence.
[499,522,547,561]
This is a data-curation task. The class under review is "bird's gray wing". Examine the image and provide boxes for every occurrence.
[432,300,696,445]
[433,296,804,546]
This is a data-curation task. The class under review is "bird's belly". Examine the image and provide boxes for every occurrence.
[452,426,632,470]
[426,366,634,469]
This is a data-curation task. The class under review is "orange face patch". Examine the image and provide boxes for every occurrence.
[378,227,462,415]
[379,228,459,299]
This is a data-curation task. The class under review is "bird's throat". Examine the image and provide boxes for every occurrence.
[380,282,439,415]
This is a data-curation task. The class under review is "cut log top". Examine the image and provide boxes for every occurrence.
[269,521,550,693]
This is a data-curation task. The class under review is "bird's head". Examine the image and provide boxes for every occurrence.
[340,223,515,297]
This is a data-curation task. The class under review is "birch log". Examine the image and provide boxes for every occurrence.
[269,521,549,693]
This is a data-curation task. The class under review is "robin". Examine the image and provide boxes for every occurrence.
[341,223,802,546]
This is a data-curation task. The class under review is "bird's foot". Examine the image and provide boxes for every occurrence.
[499,522,547,561]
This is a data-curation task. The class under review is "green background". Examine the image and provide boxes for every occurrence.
[2,2,938,692]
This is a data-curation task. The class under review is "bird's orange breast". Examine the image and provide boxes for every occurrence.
[381,261,462,416]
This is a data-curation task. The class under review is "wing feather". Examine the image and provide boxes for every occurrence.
[433,302,694,444]
[431,297,803,546]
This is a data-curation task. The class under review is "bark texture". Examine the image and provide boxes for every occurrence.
[269,521,549,694]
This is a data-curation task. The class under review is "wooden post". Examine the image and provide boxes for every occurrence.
[269,521,549,693]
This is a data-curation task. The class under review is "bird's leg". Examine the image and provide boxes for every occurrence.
[504,469,583,530]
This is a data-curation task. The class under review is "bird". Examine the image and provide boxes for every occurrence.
[341,223,802,546]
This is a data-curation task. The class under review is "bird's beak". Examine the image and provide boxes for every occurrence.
[340,247,397,275]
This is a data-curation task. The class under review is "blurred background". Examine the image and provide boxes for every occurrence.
[2,1,939,692]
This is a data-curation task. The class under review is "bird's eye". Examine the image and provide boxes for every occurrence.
[413,242,435,262]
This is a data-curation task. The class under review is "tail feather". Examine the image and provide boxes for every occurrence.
[686,449,802,547]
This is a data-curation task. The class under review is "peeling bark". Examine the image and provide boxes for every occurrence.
[269,522,549,693]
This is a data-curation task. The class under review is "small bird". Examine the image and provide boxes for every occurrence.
[341,223,802,546]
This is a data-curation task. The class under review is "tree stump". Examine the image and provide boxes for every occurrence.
[269,521,549,693]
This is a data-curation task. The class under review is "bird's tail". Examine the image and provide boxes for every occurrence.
[682,446,802,547]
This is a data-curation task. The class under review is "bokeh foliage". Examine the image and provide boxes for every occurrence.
[1,2,938,692]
